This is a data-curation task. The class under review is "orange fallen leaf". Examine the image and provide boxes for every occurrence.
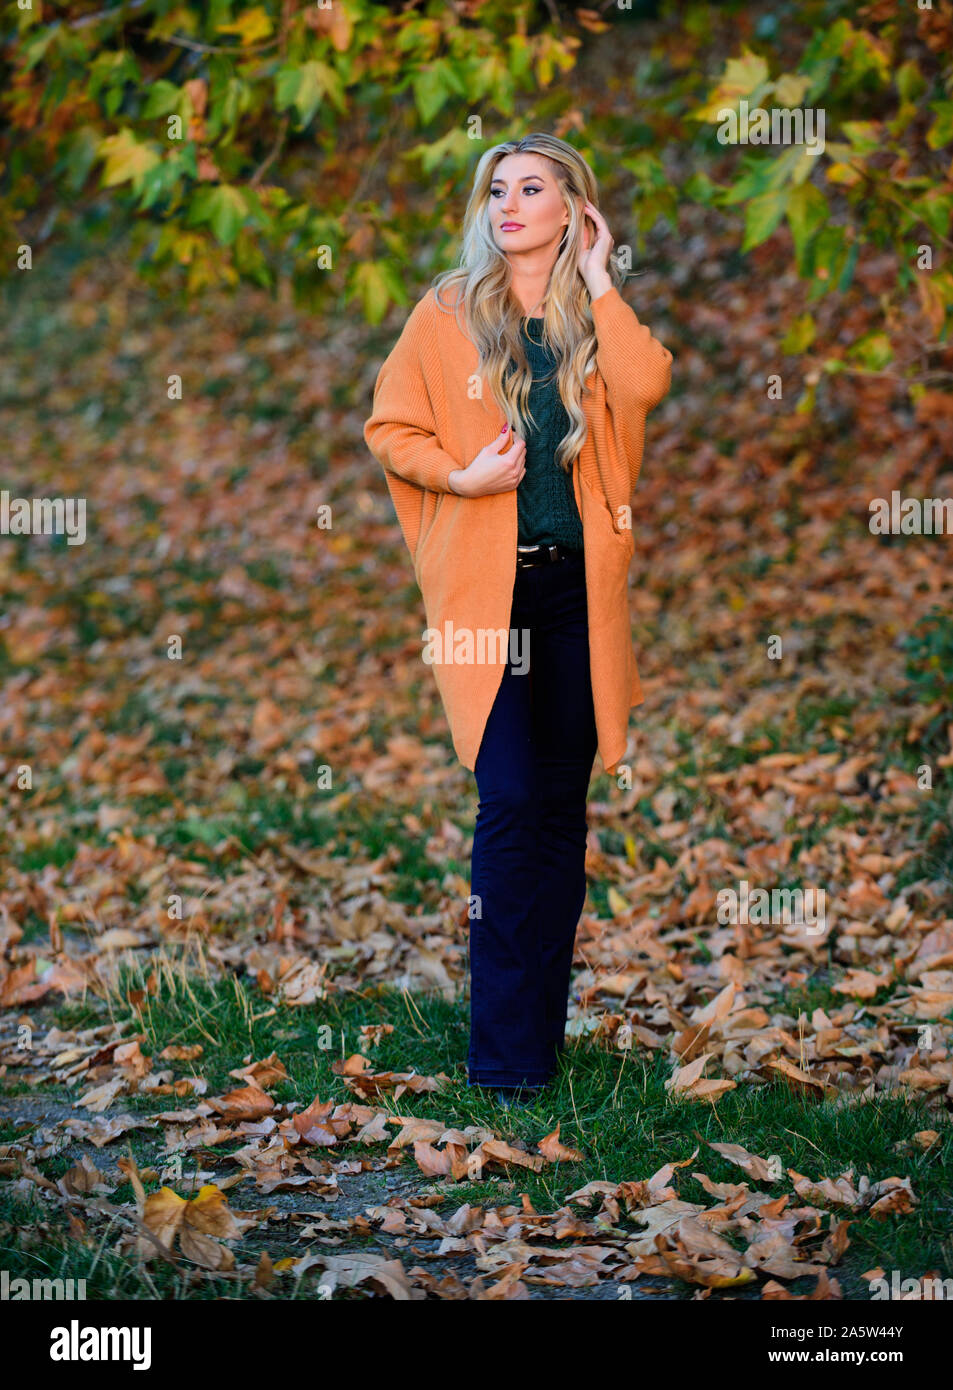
[537,1123,585,1164]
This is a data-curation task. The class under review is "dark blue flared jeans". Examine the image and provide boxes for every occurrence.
[466,549,598,1088]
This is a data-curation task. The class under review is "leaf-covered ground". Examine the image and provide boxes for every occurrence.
[1,212,952,1298]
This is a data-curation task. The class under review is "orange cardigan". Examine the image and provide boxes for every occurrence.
[363,284,673,775]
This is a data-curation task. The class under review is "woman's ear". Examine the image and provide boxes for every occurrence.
[559,198,580,243]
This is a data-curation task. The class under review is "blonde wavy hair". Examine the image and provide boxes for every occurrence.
[431,133,628,474]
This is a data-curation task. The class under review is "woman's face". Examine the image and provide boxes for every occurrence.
[488,154,571,256]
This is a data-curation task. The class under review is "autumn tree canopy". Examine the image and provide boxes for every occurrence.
[2,2,952,363]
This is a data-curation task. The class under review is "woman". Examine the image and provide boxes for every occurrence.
[363,134,673,1105]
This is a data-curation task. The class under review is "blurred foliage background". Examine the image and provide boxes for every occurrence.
[2,0,951,377]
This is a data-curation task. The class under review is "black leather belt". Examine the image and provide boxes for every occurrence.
[516,542,579,569]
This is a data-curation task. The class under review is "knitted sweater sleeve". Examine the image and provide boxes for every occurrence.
[590,286,673,493]
[591,285,672,412]
[363,292,461,493]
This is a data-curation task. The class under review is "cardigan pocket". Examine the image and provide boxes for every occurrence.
[577,469,635,556]
[412,487,447,569]
[607,505,635,551]
[413,492,439,577]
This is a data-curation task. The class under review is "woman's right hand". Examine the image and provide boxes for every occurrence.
[448,423,526,497]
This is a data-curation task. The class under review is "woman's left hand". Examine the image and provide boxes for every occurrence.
[576,199,614,298]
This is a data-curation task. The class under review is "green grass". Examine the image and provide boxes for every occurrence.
[4,781,470,911]
[0,1184,398,1300]
[793,696,859,738]
[144,792,469,906]
[894,785,953,892]
[3,961,951,1300]
[14,835,96,874]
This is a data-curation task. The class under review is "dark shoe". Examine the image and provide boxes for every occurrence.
[494,1083,545,1109]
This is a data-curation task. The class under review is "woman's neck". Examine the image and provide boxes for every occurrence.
[511,281,549,320]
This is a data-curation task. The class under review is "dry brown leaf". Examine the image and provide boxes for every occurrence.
[537,1123,585,1164]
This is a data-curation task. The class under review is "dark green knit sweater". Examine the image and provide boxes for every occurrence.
[509,318,584,550]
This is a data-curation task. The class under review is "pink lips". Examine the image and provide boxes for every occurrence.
[501,223,523,230]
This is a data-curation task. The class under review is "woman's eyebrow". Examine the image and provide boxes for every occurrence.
[490,175,545,186]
